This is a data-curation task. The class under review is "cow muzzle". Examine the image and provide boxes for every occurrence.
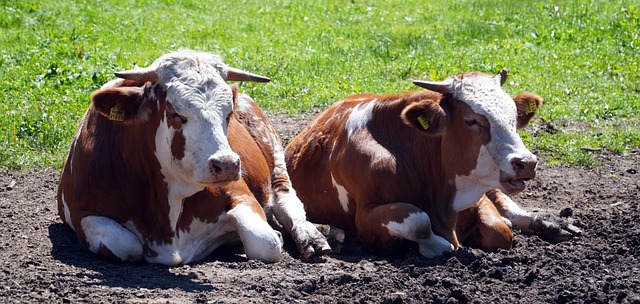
[204,152,241,184]
[499,155,538,194]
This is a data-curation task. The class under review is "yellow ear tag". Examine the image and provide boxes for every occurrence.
[525,99,538,114]
[417,115,430,130]
[109,104,125,121]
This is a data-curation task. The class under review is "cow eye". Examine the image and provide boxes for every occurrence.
[170,112,188,124]
[465,119,480,127]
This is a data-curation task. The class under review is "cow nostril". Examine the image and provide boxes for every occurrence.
[512,159,525,173]
[208,153,240,180]
[511,157,537,179]
[211,163,222,175]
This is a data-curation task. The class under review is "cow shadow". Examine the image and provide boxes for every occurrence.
[48,223,214,292]
[321,237,478,268]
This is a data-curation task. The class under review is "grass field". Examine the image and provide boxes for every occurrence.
[1,0,638,170]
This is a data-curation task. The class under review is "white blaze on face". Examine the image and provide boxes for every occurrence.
[152,50,237,189]
[440,73,539,209]
[450,74,536,180]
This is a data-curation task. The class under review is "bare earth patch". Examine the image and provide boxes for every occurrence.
[1,113,639,303]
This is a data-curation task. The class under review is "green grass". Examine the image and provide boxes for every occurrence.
[1,0,638,170]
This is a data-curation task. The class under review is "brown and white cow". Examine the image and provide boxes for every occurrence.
[57,50,330,265]
[285,70,569,257]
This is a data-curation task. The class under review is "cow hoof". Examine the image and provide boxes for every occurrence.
[530,214,583,244]
[292,222,332,260]
[418,234,455,258]
[314,224,345,255]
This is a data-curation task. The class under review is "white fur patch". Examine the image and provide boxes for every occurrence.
[331,173,350,213]
[382,212,454,258]
[60,192,74,232]
[452,146,502,211]
[154,113,204,233]
[81,216,143,262]
[383,212,430,240]
[235,94,255,114]
[155,108,182,181]
[272,189,308,229]
[145,216,235,265]
[496,195,533,229]
[345,99,376,139]
[226,202,283,263]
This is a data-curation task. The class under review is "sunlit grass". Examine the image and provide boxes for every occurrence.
[1,0,638,170]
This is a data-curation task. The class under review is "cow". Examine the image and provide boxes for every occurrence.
[57,50,330,265]
[285,70,577,258]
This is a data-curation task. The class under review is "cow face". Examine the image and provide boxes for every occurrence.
[154,52,240,187]
[92,50,270,192]
[408,70,541,210]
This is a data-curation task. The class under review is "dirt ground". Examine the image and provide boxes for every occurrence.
[1,113,639,304]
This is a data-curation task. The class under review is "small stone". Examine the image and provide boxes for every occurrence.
[559,208,573,217]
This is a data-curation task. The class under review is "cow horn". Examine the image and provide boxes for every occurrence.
[412,79,452,95]
[498,68,508,86]
[114,66,159,83]
[225,67,270,83]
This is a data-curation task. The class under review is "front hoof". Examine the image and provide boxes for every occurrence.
[314,224,345,254]
[292,222,332,260]
[531,214,582,243]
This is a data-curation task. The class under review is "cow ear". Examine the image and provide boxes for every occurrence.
[401,100,448,136]
[91,86,145,124]
[513,92,543,130]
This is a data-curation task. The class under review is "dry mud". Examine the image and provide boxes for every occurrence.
[1,114,639,303]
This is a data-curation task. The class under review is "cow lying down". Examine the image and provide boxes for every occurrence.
[285,70,581,257]
[57,50,330,265]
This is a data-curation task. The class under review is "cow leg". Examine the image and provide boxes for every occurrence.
[233,94,331,260]
[356,203,454,258]
[268,145,331,259]
[227,202,283,263]
[269,189,332,259]
[457,195,513,251]
[486,189,582,243]
[79,215,144,263]
[313,224,346,254]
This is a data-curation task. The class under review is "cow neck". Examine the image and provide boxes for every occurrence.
[409,121,460,245]
[150,93,210,237]
[414,136,459,244]
[78,106,173,246]
[368,93,459,244]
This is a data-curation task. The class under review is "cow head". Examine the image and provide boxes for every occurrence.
[404,69,542,210]
[91,50,269,191]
